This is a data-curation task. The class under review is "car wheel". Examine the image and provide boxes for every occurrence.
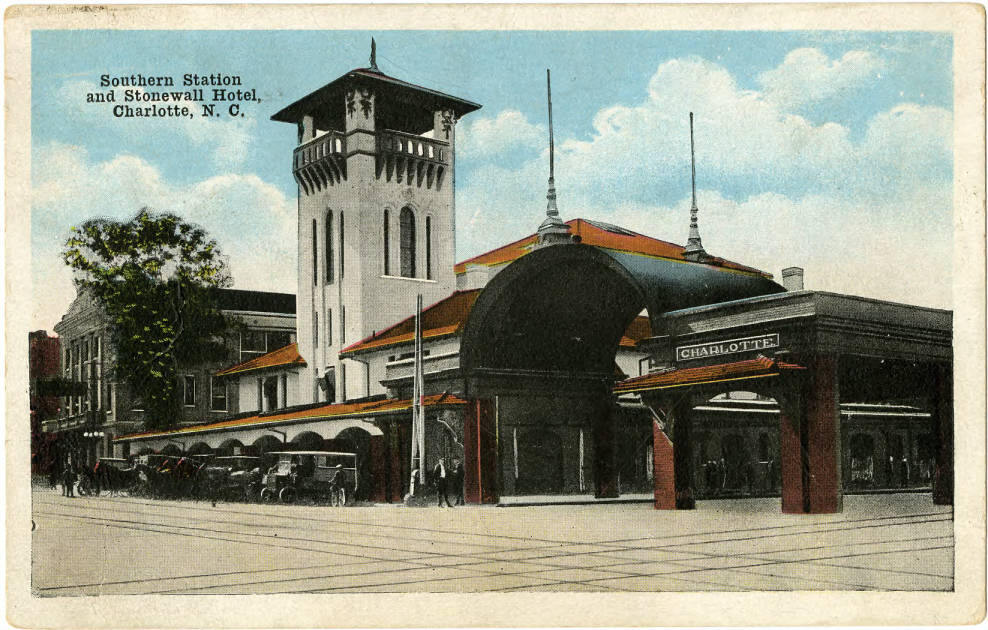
[259,488,275,503]
[279,487,297,504]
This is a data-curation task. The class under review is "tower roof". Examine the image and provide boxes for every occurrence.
[271,67,482,133]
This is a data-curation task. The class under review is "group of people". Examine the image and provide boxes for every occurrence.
[47,453,80,497]
[432,458,464,507]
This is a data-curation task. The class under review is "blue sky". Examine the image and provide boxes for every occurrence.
[31,30,953,330]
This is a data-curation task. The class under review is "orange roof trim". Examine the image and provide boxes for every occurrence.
[614,356,805,393]
[216,343,306,377]
[114,393,468,442]
[340,290,481,357]
[454,218,770,277]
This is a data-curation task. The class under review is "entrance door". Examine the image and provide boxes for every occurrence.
[516,428,564,494]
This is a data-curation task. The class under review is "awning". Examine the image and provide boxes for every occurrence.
[114,393,467,442]
[613,356,805,394]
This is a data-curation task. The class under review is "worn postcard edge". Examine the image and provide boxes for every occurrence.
[4,4,985,628]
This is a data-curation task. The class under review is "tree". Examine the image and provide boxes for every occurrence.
[63,209,236,429]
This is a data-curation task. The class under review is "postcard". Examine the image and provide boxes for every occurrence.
[6,4,985,628]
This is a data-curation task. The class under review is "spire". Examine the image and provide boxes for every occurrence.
[537,68,571,247]
[369,38,379,72]
[683,112,707,262]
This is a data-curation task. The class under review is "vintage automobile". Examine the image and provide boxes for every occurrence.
[259,451,357,505]
[77,457,139,496]
[200,456,264,502]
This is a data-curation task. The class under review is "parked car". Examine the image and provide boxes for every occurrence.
[200,456,264,501]
[259,451,357,504]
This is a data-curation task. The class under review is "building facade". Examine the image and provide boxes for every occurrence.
[47,288,296,463]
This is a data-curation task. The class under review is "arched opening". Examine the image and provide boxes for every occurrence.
[216,439,244,457]
[136,446,153,456]
[399,207,416,278]
[251,435,284,467]
[188,442,212,457]
[515,428,563,494]
[290,431,325,451]
[160,444,182,456]
[325,210,334,284]
[382,209,390,275]
[331,427,373,501]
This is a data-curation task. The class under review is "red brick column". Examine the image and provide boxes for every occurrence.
[804,355,842,513]
[464,398,498,504]
[653,421,676,510]
[932,362,953,505]
[779,403,806,514]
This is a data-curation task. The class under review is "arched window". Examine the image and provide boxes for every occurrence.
[383,209,390,275]
[425,216,432,280]
[311,219,318,286]
[325,211,334,284]
[400,207,416,278]
[339,212,345,279]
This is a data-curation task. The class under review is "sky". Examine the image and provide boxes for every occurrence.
[31,30,953,332]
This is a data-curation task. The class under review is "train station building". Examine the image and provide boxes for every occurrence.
[112,52,953,513]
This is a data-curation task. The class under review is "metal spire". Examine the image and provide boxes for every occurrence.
[537,68,571,247]
[684,112,707,261]
[369,38,379,72]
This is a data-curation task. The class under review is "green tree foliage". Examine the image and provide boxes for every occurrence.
[63,209,236,429]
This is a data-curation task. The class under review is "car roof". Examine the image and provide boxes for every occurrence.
[99,457,129,462]
[215,455,260,459]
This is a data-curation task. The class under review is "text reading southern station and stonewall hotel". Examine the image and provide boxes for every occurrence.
[93,73,253,118]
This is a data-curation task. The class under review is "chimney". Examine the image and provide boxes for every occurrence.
[782,267,804,291]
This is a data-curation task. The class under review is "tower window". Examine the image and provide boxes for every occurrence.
[383,209,390,275]
[426,215,432,280]
[400,207,416,278]
[327,308,333,346]
[339,212,345,280]
[311,219,318,286]
[313,311,319,347]
[325,211,334,284]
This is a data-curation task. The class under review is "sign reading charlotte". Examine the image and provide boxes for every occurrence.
[90,73,257,119]
[676,333,780,361]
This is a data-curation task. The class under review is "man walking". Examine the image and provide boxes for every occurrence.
[433,458,453,507]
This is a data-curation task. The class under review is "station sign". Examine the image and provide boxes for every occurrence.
[676,333,780,362]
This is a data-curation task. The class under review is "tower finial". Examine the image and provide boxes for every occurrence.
[369,38,379,72]
[537,68,571,247]
[684,112,707,262]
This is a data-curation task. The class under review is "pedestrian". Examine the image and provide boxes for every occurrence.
[433,458,452,507]
[62,461,75,498]
[452,458,464,505]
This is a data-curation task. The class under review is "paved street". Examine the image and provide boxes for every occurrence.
[32,490,953,595]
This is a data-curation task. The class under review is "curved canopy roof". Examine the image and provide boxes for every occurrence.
[460,243,783,392]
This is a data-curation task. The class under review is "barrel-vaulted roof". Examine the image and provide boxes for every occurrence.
[454,218,770,277]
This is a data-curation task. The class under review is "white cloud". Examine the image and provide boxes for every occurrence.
[455,52,952,309]
[759,48,885,110]
[458,109,546,159]
[31,142,297,331]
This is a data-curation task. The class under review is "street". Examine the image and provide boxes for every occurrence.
[32,490,953,594]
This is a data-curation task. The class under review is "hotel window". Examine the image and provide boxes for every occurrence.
[312,219,318,285]
[210,376,228,412]
[325,211,334,284]
[339,212,345,279]
[383,209,390,275]
[341,306,346,344]
[314,311,319,347]
[327,308,333,346]
[183,375,197,407]
[400,206,416,278]
[425,216,432,280]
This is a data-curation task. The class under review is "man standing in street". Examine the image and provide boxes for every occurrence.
[433,458,452,507]
[452,458,465,505]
